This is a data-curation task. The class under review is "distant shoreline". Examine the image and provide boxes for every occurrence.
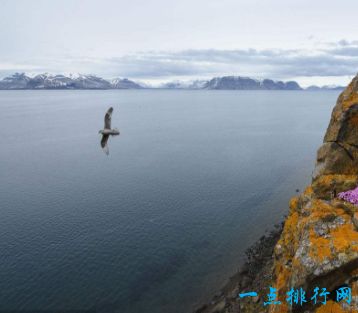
[0,88,343,91]
[0,73,345,91]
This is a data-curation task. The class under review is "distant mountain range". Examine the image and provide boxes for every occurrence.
[0,73,143,90]
[305,85,345,91]
[203,76,302,90]
[0,73,345,91]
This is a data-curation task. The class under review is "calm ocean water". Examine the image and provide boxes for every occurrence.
[0,90,339,313]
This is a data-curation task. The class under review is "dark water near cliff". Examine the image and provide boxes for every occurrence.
[0,90,339,313]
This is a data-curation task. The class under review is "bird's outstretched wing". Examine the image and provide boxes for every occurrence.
[101,134,110,155]
[104,107,114,129]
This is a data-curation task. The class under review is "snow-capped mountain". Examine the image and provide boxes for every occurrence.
[0,73,31,89]
[0,73,306,90]
[71,74,112,89]
[26,73,75,89]
[0,73,141,89]
[111,78,142,89]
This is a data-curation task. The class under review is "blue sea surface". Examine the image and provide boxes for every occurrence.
[0,90,339,313]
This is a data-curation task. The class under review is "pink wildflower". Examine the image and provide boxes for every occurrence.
[338,186,358,205]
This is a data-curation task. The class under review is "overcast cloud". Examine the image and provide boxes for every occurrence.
[1,0,358,86]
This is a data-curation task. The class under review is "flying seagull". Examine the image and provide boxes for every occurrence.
[99,107,120,155]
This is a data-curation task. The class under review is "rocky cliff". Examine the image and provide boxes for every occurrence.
[269,74,358,313]
[196,75,358,313]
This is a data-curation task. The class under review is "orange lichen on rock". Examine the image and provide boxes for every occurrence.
[303,185,313,196]
[330,223,358,252]
[268,76,358,313]
[276,210,299,256]
[308,229,331,261]
[269,303,289,313]
[315,301,347,313]
[289,197,299,211]
[270,193,358,312]
[313,174,358,189]
[309,199,340,217]
[315,174,358,185]
[312,174,358,199]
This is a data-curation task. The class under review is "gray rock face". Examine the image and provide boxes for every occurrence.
[313,74,358,178]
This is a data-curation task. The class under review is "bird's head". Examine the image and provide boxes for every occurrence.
[98,130,103,134]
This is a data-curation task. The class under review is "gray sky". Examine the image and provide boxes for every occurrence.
[1,0,358,86]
